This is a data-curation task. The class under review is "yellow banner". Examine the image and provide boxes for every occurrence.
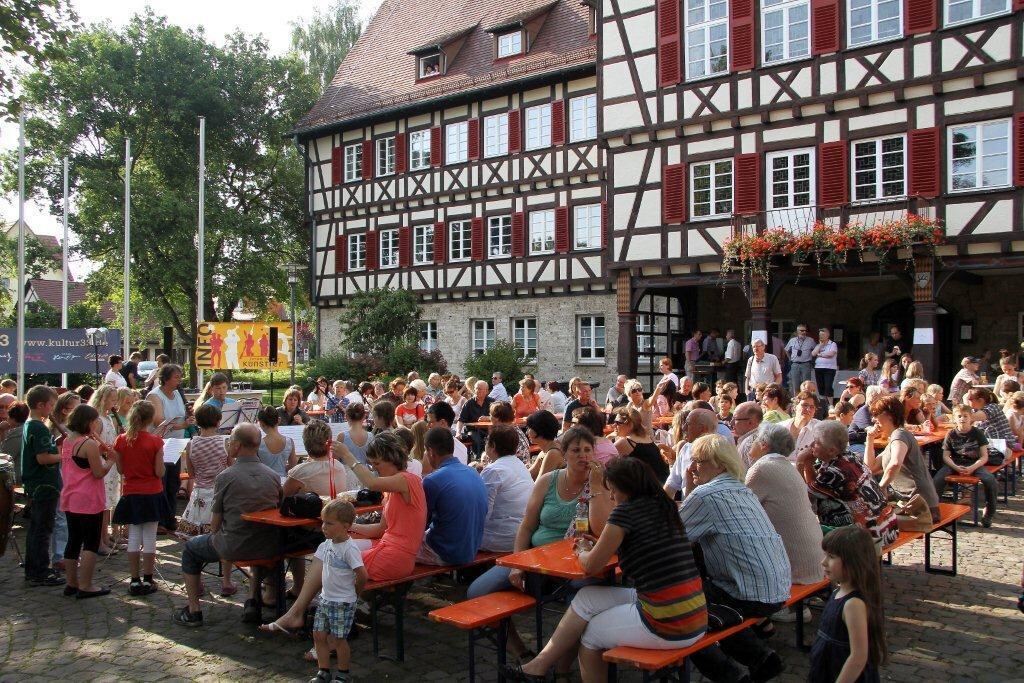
[195,321,293,371]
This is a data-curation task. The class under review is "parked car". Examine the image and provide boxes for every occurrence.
[137,360,158,380]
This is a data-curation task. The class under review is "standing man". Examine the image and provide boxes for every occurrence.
[684,329,704,379]
[488,372,509,402]
[784,325,815,392]
[744,339,782,401]
[702,328,723,364]
[723,329,743,385]
[104,355,128,388]
[884,325,908,361]
[121,351,142,389]
[812,327,839,403]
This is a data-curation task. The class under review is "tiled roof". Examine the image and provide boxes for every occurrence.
[484,0,559,32]
[27,279,86,308]
[294,0,596,134]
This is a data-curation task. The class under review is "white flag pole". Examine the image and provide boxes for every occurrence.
[61,156,69,389]
[123,138,131,360]
[16,114,26,397]
[197,116,205,390]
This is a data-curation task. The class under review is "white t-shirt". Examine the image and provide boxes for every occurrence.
[105,369,127,389]
[314,538,364,603]
[665,441,692,495]
[407,458,423,478]
[453,438,468,465]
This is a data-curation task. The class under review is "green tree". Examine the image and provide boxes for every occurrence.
[339,289,420,356]
[289,0,362,91]
[0,0,77,108]
[463,340,527,389]
[0,230,64,312]
[2,11,320,374]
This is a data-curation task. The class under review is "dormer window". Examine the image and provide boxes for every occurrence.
[419,53,442,79]
[497,31,523,58]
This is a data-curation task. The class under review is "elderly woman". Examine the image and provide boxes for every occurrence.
[967,387,1019,450]
[760,384,790,424]
[425,373,445,402]
[526,410,564,478]
[277,385,309,426]
[512,378,541,419]
[622,378,655,434]
[797,421,899,549]
[779,390,819,460]
[612,407,669,482]
[511,457,707,682]
[949,356,980,405]
[745,423,825,621]
[864,395,940,522]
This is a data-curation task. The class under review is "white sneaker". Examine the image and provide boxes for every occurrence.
[772,606,812,622]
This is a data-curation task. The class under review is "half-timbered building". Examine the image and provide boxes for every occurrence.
[294,0,618,386]
[602,0,1024,387]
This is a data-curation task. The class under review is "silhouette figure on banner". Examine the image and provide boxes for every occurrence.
[224,327,241,369]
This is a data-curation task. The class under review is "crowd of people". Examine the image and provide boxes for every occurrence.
[3,330,1024,683]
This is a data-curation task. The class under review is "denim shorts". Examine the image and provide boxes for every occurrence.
[181,534,221,575]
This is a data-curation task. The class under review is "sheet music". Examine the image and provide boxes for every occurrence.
[277,425,307,455]
[162,438,191,464]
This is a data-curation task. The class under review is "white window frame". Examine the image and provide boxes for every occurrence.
[488,215,512,259]
[472,319,496,355]
[690,158,734,219]
[766,147,815,213]
[577,315,606,363]
[529,210,555,255]
[945,0,1010,26]
[948,119,1012,192]
[409,130,431,171]
[419,53,442,78]
[379,228,399,269]
[525,104,552,151]
[347,233,366,271]
[449,220,472,262]
[497,30,523,58]
[569,94,597,142]
[484,113,509,158]
[637,314,654,357]
[446,121,469,164]
[513,318,538,361]
[574,204,602,250]
[413,224,434,265]
[344,143,362,183]
[376,137,395,177]
[847,0,903,47]
[851,135,906,202]
[761,0,810,65]
[420,321,438,353]
[685,0,729,80]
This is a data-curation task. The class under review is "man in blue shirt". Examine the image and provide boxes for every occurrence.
[417,426,488,565]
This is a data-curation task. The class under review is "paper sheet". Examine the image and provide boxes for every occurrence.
[162,438,191,464]
[912,328,934,345]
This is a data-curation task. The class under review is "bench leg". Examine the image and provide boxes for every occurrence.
[467,629,475,683]
[971,484,979,527]
[606,662,617,683]
[924,523,958,577]
[370,592,381,658]
[794,599,807,651]
[496,618,508,683]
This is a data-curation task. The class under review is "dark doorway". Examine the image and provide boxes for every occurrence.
[871,298,957,387]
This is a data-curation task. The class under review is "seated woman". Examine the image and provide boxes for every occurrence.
[780,390,819,460]
[612,407,669,483]
[622,378,654,434]
[878,358,901,393]
[284,420,360,496]
[1004,391,1024,447]
[371,400,395,435]
[479,425,534,552]
[839,376,866,409]
[994,351,1024,399]
[255,406,297,477]
[512,378,541,420]
[760,384,790,424]
[864,395,941,523]
[395,386,425,428]
[858,353,881,387]
[691,382,713,403]
[573,406,620,465]
[425,373,445,402]
[526,410,564,479]
[967,387,1020,450]
[340,402,374,466]
[276,385,309,426]
[490,401,532,464]
[900,385,940,430]
[510,458,707,682]
[796,421,899,549]
[305,376,329,410]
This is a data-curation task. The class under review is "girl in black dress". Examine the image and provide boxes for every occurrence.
[811,526,886,683]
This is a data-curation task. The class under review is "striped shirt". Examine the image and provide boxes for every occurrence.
[188,435,229,489]
[608,497,707,641]
[979,402,1015,443]
[679,474,791,605]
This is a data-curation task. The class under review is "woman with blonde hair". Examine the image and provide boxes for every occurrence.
[89,384,121,555]
[277,385,309,426]
[879,358,900,392]
[858,352,881,386]
[512,378,541,419]
[903,361,925,381]
[612,407,668,482]
[408,420,428,477]
[623,378,655,433]
[114,387,138,432]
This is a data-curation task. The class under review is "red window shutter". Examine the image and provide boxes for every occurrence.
[395,133,407,174]
[555,207,570,253]
[508,110,521,154]
[657,0,681,86]
[335,235,346,274]
[511,212,525,257]
[733,153,761,215]
[1015,113,1024,187]
[601,200,608,248]
[471,217,484,260]
[398,227,411,267]
[662,164,686,224]
[331,147,343,185]
[551,101,566,146]
[817,141,848,208]
[430,126,442,167]
[1015,0,1024,9]
[361,140,374,179]
[434,222,446,264]
[730,0,755,72]
[365,230,378,270]
[905,0,937,34]
[467,119,480,161]
[811,0,840,55]
[908,128,940,198]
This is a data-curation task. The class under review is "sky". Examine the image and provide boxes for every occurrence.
[0,0,383,278]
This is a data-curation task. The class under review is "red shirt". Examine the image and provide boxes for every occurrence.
[114,431,165,495]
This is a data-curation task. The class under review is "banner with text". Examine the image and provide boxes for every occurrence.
[195,322,292,371]
[0,328,123,374]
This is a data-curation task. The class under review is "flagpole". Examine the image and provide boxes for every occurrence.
[197,116,205,390]
[16,114,26,397]
[123,138,131,360]
[61,156,69,389]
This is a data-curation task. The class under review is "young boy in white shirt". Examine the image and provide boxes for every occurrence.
[311,499,367,683]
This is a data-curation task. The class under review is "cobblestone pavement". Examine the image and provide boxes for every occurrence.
[2,496,1023,682]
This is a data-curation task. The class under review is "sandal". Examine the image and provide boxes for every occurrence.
[258,620,297,638]
[501,662,552,682]
[303,647,336,662]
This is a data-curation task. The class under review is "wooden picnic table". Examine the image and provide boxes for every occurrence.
[241,502,383,526]
[465,418,527,429]
[872,426,948,450]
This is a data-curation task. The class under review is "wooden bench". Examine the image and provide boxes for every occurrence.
[364,550,506,661]
[429,590,537,682]
[231,549,319,615]
[942,453,1014,526]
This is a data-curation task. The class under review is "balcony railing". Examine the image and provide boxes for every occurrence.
[730,197,935,240]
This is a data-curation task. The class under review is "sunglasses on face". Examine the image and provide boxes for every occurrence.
[614,419,628,425]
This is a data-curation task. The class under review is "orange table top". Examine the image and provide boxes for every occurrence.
[496,537,617,580]
[465,418,528,429]
[653,415,674,428]
[241,503,383,527]
[873,426,948,450]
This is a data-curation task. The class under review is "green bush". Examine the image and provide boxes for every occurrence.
[463,340,526,389]
[384,344,448,378]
